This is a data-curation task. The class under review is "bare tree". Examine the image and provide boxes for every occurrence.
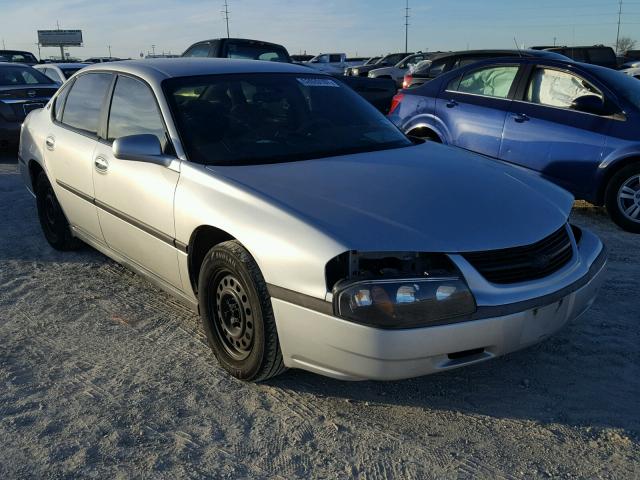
[616,36,637,54]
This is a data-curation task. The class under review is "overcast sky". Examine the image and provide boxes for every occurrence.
[1,0,638,60]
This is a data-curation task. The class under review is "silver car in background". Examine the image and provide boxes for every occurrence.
[368,52,433,87]
[19,59,606,382]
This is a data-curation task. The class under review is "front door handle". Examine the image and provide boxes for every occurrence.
[45,136,55,150]
[513,113,530,123]
[446,99,458,108]
[94,156,109,173]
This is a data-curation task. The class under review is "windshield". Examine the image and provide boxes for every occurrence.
[593,67,640,110]
[164,73,412,166]
[0,65,54,86]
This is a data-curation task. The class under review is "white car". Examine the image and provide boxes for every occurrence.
[621,67,640,80]
[18,59,606,382]
[34,63,89,83]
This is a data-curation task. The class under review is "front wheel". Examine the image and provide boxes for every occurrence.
[605,163,640,233]
[198,240,286,381]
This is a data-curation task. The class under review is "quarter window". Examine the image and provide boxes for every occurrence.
[526,68,602,108]
[61,73,112,135]
[54,82,72,121]
[107,76,167,149]
[454,65,519,98]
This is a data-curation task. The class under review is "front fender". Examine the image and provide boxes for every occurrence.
[174,163,347,300]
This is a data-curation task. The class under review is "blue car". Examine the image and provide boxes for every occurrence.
[389,57,640,232]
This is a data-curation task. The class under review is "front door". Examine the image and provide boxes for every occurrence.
[436,64,521,158]
[499,66,610,197]
[92,74,182,288]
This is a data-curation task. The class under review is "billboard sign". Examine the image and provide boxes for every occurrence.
[37,30,83,47]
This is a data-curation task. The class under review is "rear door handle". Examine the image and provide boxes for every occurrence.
[94,156,109,173]
[45,136,55,150]
[446,99,458,108]
[512,113,530,123]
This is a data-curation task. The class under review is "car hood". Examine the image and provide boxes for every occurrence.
[207,142,574,253]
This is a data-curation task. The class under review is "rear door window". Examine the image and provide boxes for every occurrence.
[107,75,167,149]
[61,73,113,135]
[454,65,519,98]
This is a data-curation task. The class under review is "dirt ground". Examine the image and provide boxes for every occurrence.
[0,150,638,479]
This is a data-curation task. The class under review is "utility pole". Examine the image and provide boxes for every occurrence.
[2,38,6,49]
[222,0,230,38]
[404,0,410,52]
[108,45,112,58]
[151,44,156,55]
[35,42,41,60]
[55,20,65,61]
[615,0,623,54]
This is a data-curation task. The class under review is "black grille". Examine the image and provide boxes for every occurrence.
[463,226,574,284]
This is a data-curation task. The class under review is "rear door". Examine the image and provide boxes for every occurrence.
[92,74,182,288]
[499,64,610,196]
[436,63,522,157]
[45,72,113,242]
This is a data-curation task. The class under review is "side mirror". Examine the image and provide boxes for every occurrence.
[570,95,606,115]
[113,134,174,167]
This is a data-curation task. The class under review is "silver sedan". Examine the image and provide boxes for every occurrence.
[19,59,606,381]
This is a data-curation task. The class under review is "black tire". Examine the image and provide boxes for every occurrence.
[35,171,82,250]
[605,163,640,233]
[409,129,441,143]
[198,240,286,381]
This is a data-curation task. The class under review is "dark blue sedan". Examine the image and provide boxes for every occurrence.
[389,57,640,232]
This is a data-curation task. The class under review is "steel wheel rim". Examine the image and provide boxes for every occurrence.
[617,174,640,223]
[212,272,254,360]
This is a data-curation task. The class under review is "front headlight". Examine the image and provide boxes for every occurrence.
[352,68,359,76]
[334,276,476,329]
[367,72,375,78]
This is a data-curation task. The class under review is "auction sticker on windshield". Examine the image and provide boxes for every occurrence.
[297,78,340,87]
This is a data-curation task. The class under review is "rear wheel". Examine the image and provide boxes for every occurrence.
[35,171,82,250]
[198,240,286,381]
[408,128,441,143]
[605,163,640,233]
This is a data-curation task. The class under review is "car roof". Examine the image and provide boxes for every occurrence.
[35,63,89,68]
[0,62,37,68]
[0,49,34,54]
[190,38,286,47]
[80,58,316,83]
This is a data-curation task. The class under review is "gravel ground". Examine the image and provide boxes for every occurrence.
[1,150,638,479]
